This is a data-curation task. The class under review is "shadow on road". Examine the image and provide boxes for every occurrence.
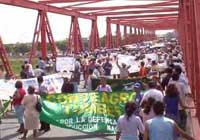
[38,134,114,140]
[1,132,20,140]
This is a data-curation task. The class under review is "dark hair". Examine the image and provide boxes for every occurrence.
[28,86,35,95]
[148,81,157,89]
[174,65,182,75]
[152,60,156,65]
[165,67,173,74]
[166,84,179,97]
[144,97,155,114]
[89,68,94,75]
[125,101,136,121]
[141,61,145,66]
[172,73,179,81]
[64,77,69,82]
[37,76,44,83]
[21,65,25,70]
[15,81,23,89]
[153,101,165,115]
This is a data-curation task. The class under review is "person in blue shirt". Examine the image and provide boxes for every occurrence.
[164,84,190,123]
[144,101,195,140]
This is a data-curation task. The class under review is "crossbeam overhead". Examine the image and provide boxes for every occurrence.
[91,8,178,16]
[67,0,178,11]
[0,0,96,20]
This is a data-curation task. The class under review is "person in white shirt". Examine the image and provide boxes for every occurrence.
[116,101,144,140]
[96,77,112,93]
[24,61,35,78]
[140,81,164,106]
[116,58,131,79]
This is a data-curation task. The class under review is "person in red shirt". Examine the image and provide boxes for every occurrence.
[139,61,147,77]
[12,81,26,133]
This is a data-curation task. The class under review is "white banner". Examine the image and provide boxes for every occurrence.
[56,57,75,72]
[111,54,140,75]
[0,73,65,100]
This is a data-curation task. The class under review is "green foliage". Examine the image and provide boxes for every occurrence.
[56,40,67,54]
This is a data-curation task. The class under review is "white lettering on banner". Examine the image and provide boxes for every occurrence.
[56,57,75,72]
[107,125,116,132]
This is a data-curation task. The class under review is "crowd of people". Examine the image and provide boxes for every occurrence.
[5,40,196,140]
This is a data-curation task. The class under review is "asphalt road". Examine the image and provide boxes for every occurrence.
[0,112,115,140]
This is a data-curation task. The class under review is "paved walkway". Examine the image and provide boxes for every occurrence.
[0,112,115,140]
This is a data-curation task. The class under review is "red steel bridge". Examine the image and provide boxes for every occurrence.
[0,0,200,138]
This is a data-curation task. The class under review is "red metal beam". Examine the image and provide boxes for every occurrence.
[62,0,105,8]
[70,0,178,11]
[108,13,178,19]
[110,19,177,30]
[39,0,94,4]
[0,0,96,20]
[90,8,178,16]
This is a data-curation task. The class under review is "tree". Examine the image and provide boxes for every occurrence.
[56,40,67,55]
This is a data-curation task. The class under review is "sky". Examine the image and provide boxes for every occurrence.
[0,2,175,44]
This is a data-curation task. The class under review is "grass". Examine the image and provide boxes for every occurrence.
[9,58,37,77]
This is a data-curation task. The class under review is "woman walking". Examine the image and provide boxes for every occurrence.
[12,81,26,133]
[20,86,41,140]
[116,101,144,140]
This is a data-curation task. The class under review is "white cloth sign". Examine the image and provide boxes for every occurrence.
[56,57,75,72]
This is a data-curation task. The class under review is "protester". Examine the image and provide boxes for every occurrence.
[20,65,27,79]
[139,61,147,77]
[169,73,189,130]
[161,67,173,90]
[20,86,40,140]
[34,65,45,77]
[144,101,195,140]
[96,77,112,93]
[37,76,50,132]
[116,58,131,79]
[38,57,46,70]
[61,77,74,93]
[103,58,112,76]
[139,97,156,124]
[140,81,164,106]
[12,81,26,133]
[116,101,144,140]
[86,69,97,92]
[24,61,35,78]
[164,84,190,123]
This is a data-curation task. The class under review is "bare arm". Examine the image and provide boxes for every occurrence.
[116,58,121,68]
[179,96,195,109]
[116,132,121,140]
[144,123,149,140]
[127,65,131,69]
[174,123,195,140]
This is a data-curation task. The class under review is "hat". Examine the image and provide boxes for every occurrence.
[134,82,141,88]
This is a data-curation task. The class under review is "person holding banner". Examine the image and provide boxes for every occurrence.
[37,76,51,132]
[116,101,144,140]
[116,58,131,79]
[61,77,74,93]
[12,81,26,133]
[96,77,112,93]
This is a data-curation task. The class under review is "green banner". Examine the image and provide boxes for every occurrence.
[0,100,10,118]
[40,92,135,133]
